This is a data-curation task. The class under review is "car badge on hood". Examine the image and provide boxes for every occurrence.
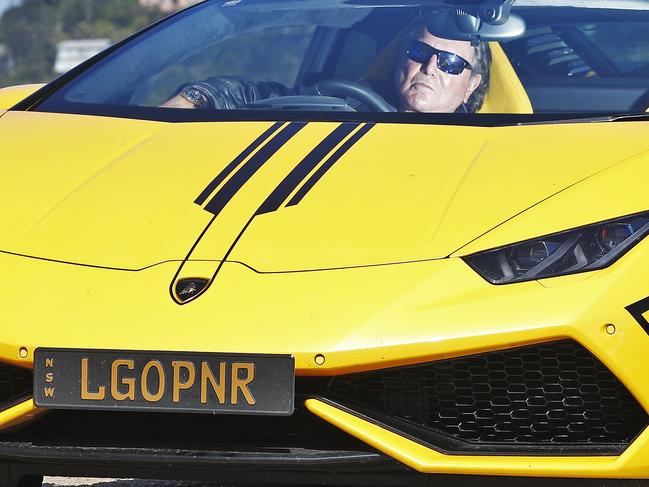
[175,278,210,303]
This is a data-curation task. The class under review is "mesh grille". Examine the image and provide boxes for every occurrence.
[327,341,648,453]
[0,362,32,409]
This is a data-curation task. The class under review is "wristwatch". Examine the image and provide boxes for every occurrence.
[180,86,207,107]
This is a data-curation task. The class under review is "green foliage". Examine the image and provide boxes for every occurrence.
[0,0,166,87]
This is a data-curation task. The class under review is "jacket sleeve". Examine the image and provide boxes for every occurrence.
[190,76,294,109]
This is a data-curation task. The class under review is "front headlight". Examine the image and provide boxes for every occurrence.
[464,211,649,284]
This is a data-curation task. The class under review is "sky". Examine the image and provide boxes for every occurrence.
[0,0,21,17]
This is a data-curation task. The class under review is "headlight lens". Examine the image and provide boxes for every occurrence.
[464,212,649,284]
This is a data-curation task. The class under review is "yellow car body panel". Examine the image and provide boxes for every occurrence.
[1,111,648,272]
[456,143,649,255]
[0,400,43,432]
[1,110,649,478]
[231,121,649,271]
[3,233,649,380]
[305,399,649,479]
[0,84,45,110]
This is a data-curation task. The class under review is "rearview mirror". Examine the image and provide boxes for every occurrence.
[427,1,525,46]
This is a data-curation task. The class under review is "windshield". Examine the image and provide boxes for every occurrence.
[27,0,649,123]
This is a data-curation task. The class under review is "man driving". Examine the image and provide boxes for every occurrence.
[396,18,491,113]
[162,12,492,113]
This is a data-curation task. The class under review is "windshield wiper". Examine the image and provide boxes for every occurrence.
[591,112,649,123]
[514,112,649,126]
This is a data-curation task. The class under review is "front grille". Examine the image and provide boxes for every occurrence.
[0,362,32,409]
[324,340,649,454]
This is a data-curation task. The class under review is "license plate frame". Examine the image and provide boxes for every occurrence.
[34,348,295,416]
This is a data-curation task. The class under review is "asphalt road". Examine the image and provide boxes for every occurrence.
[43,480,218,487]
[40,477,649,487]
[45,480,163,486]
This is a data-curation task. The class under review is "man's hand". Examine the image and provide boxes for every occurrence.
[160,94,199,109]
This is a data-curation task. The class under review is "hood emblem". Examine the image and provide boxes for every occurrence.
[175,278,210,303]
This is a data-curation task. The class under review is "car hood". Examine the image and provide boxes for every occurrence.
[1,111,647,271]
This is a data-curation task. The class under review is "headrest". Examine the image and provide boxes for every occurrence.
[479,42,533,114]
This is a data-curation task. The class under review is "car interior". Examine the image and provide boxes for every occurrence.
[295,6,649,114]
[28,2,649,118]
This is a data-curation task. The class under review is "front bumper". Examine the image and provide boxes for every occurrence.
[0,405,404,485]
[0,234,648,480]
[0,405,647,486]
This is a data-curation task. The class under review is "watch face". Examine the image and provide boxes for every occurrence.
[183,88,203,105]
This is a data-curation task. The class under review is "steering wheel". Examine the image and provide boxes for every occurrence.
[314,78,396,113]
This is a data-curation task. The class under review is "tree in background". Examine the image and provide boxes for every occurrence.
[0,0,165,87]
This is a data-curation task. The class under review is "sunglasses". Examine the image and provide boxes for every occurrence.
[406,40,473,75]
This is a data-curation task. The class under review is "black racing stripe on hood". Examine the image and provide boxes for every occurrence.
[256,122,359,216]
[287,123,375,207]
[195,121,284,206]
[172,122,373,305]
[203,122,307,217]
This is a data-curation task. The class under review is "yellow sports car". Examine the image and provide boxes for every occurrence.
[0,0,648,485]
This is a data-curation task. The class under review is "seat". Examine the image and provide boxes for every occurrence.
[364,33,533,114]
[480,43,533,114]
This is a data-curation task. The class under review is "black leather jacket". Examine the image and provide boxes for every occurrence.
[189,76,294,109]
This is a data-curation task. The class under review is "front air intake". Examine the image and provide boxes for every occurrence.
[0,362,32,410]
[323,340,649,455]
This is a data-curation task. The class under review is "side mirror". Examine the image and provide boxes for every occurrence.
[0,84,46,110]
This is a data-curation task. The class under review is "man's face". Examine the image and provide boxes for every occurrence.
[396,27,482,113]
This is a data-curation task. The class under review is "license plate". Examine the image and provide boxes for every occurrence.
[33,348,295,416]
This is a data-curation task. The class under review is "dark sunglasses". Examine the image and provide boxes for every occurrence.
[406,40,473,75]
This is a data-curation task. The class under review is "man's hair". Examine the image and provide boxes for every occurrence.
[466,41,492,113]
[403,18,492,113]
